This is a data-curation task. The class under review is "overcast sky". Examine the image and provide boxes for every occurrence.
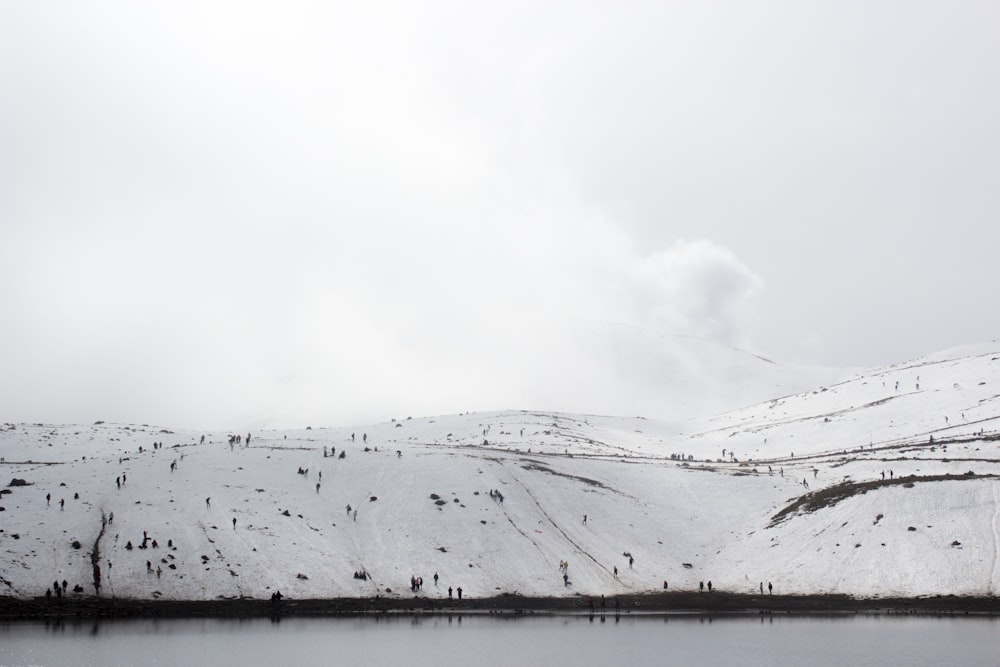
[2,2,998,429]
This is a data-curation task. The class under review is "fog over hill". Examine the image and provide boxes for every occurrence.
[1,342,999,602]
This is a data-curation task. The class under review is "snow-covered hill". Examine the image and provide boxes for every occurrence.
[2,342,999,602]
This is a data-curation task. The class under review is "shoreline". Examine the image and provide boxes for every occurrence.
[2,591,998,621]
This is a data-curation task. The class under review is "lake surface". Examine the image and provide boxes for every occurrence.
[1,614,997,667]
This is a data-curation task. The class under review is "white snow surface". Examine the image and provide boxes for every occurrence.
[2,342,1000,601]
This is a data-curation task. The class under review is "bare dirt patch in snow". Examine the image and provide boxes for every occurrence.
[769,472,999,527]
[520,463,621,495]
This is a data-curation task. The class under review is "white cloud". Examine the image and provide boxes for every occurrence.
[1,1,997,426]
[630,239,764,347]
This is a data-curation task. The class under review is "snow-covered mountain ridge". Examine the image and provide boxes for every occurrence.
[2,342,999,601]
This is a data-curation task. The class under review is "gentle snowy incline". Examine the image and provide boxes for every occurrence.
[2,343,999,601]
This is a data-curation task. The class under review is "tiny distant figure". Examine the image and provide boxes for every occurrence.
[881,471,885,480]
[779,468,783,478]
[563,573,569,586]
[760,582,764,594]
[363,433,367,443]
[116,477,121,489]
[890,470,893,479]
[699,581,704,592]
[319,471,322,480]
[434,572,439,586]
[768,582,773,594]
[46,493,51,506]
[813,469,818,479]
[109,512,114,524]
[353,510,357,521]
[583,515,587,524]
[664,581,669,590]
[613,566,618,578]
[629,556,634,569]
[232,517,237,530]
[157,566,162,578]
[316,483,321,494]
[707,581,713,592]
[448,587,453,599]
[60,498,64,510]
[246,433,251,445]
[200,435,205,444]
[346,504,351,515]
[457,587,462,600]
[206,497,211,507]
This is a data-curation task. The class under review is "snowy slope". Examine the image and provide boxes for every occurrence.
[2,343,999,601]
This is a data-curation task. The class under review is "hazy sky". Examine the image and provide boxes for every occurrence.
[2,2,998,429]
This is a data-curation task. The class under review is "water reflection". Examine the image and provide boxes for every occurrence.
[2,614,997,667]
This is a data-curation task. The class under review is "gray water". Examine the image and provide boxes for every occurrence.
[1,614,997,667]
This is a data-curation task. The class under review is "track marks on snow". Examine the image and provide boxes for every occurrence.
[505,466,608,574]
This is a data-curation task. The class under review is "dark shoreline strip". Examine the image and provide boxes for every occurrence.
[2,592,998,621]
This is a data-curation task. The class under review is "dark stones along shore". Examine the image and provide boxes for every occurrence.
[2,591,999,621]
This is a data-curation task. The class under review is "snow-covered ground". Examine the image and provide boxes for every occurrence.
[2,342,999,601]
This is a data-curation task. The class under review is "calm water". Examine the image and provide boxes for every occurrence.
[1,614,997,667]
